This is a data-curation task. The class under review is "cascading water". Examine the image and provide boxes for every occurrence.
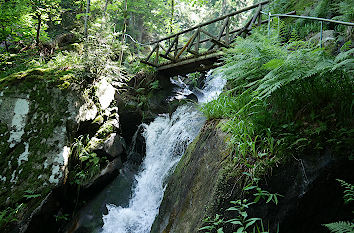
[101,72,226,233]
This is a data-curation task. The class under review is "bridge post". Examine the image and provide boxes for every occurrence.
[155,44,159,66]
[225,16,230,45]
[174,35,178,59]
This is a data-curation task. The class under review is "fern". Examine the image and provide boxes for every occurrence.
[337,179,354,204]
[323,221,354,233]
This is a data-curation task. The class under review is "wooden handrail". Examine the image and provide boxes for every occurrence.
[150,0,269,44]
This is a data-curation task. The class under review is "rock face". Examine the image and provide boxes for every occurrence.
[151,121,231,233]
[0,82,75,196]
[0,76,126,233]
[152,121,354,233]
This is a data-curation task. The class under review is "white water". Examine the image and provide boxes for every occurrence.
[101,73,226,233]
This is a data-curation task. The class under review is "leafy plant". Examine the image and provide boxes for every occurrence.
[23,190,41,200]
[54,213,70,222]
[336,179,354,204]
[225,199,261,233]
[323,221,354,233]
[323,180,354,233]
[0,204,24,228]
[70,135,102,185]
[199,214,225,233]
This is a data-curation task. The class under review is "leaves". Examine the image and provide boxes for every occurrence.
[23,190,41,199]
[323,221,354,233]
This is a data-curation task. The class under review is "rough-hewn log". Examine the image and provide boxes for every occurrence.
[247,4,262,30]
[176,31,198,59]
[150,0,269,44]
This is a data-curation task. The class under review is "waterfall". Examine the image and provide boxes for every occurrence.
[101,73,226,233]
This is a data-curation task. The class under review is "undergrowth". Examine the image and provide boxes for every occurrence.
[201,32,353,176]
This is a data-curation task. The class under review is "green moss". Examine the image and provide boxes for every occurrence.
[96,121,115,138]
[0,80,73,212]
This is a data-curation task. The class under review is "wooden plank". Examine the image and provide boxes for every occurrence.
[225,17,230,45]
[187,49,198,56]
[176,31,198,59]
[195,27,200,55]
[200,28,217,40]
[159,44,167,53]
[247,4,262,31]
[174,35,178,58]
[141,59,159,67]
[218,17,229,40]
[161,26,245,55]
[258,4,262,26]
[185,31,198,53]
[157,51,224,71]
[146,44,158,62]
[165,35,178,57]
[155,44,159,65]
[210,38,230,48]
[150,0,269,44]
[201,29,229,50]
[210,16,230,50]
[160,54,175,61]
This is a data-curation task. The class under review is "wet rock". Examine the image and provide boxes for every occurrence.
[96,78,116,110]
[77,98,98,122]
[151,121,231,233]
[152,121,354,233]
[82,158,122,193]
[103,133,126,159]
[309,30,335,47]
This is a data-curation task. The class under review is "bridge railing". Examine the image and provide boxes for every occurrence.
[141,0,270,68]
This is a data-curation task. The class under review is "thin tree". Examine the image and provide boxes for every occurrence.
[119,0,128,66]
[84,0,91,40]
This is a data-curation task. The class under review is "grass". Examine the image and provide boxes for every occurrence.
[201,31,353,177]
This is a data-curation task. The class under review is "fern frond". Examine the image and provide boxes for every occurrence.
[335,48,354,63]
[337,179,354,204]
[323,221,354,233]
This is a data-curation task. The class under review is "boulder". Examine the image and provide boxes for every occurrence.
[96,78,116,110]
[103,133,126,159]
[309,30,336,48]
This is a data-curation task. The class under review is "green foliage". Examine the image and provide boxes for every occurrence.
[323,221,354,233]
[225,199,261,233]
[337,179,354,205]
[333,0,354,23]
[54,213,70,222]
[0,204,24,228]
[202,29,353,180]
[0,0,29,46]
[23,190,41,199]
[199,174,281,233]
[70,135,102,185]
[322,180,354,232]
[150,80,160,90]
[266,0,353,42]
[199,214,225,233]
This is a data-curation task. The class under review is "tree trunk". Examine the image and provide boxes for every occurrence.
[222,0,227,15]
[170,0,174,34]
[4,40,8,52]
[1,26,8,52]
[103,0,109,13]
[84,0,91,40]
[36,13,41,46]
[119,0,128,66]
[137,16,144,43]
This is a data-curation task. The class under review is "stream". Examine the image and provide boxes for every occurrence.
[73,72,226,233]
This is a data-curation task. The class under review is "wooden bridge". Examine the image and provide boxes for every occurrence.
[141,0,270,76]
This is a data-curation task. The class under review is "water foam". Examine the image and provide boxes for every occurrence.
[101,72,225,233]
